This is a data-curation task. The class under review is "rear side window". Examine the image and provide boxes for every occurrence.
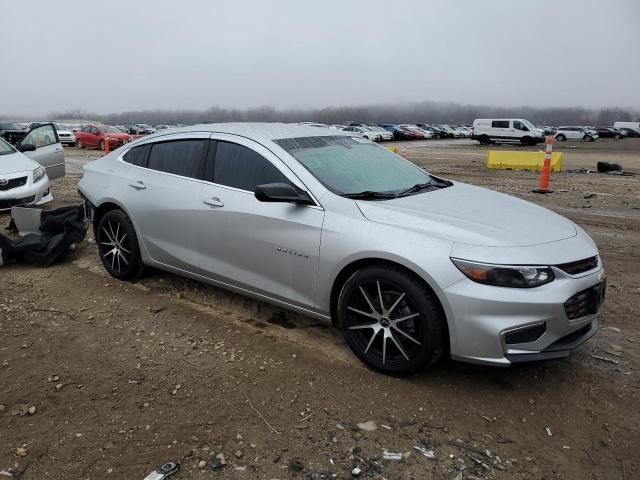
[212,141,290,191]
[123,145,147,167]
[491,120,509,128]
[147,139,208,179]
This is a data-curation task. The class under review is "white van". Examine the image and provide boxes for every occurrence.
[613,122,640,134]
[472,118,545,145]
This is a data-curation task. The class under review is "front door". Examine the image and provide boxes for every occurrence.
[198,136,324,310]
[20,123,65,179]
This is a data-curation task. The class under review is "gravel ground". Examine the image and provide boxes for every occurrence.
[1,138,639,480]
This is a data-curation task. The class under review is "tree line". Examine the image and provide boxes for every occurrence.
[47,102,639,126]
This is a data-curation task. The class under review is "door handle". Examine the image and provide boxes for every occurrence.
[129,180,146,190]
[202,197,224,207]
[54,148,63,153]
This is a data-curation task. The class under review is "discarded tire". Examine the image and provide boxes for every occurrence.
[597,162,622,173]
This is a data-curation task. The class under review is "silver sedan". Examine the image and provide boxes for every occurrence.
[78,124,605,375]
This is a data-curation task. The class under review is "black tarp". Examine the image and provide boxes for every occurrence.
[0,205,87,267]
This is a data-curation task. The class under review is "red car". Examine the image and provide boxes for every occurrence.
[75,125,132,150]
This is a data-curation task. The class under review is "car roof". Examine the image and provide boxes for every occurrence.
[140,122,354,143]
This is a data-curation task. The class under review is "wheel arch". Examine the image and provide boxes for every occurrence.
[328,257,451,353]
[92,199,150,262]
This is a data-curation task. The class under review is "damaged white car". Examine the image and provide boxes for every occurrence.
[0,135,54,211]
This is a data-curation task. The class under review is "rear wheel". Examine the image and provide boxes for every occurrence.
[77,139,84,149]
[96,209,143,280]
[99,139,105,151]
[583,134,594,142]
[337,265,445,376]
[479,135,490,145]
[556,134,566,141]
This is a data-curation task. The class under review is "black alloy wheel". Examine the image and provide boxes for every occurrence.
[338,265,445,376]
[96,209,143,280]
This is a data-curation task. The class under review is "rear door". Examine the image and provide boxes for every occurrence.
[198,135,324,310]
[19,123,65,179]
[122,134,209,272]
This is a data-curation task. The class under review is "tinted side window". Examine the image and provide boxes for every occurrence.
[491,120,509,128]
[212,141,290,191]
[147,139,208,179]
[123,145,147,167]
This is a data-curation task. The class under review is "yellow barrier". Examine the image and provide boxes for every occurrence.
[487,151,563,172]
[387,146,398,154]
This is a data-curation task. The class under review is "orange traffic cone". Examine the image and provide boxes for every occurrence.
[104,137,110,154]
[533,135,554,194]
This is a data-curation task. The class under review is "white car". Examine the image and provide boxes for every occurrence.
[54,124,76,146]
[0,137,53,211]
[555,126,599,142]
[453,127,472,138]
[368,126,394,141]
[342,126,381,141]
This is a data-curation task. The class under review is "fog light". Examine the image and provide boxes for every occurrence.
[504,323,546,345]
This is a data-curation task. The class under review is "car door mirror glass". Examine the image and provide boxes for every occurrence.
[255,183,313,205]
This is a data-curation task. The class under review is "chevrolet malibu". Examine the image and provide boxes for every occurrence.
[78,124,606,375]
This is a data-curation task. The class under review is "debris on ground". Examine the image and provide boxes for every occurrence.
[356,420,377,432]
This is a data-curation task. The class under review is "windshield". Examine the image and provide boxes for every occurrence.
[97,126,123,133]
[522,119,536,130]
[275,136,436,196]
[0,138,15,155]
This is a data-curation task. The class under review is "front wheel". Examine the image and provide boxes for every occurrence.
[583,135,594,142]
[96,209,143,280]
[556,134,566,141]
[337,265,445,376]
[77,139,84,149]
[99,139,105,151]
[478,135,490,145]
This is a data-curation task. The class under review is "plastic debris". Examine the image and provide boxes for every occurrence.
[143,462,179,480]
[382,450,403,461]
[414,446,435,459]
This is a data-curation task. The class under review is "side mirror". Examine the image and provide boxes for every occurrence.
[255,183,314,205]
[18,143,36,152]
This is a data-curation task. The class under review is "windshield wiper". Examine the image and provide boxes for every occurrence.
[395,182,437,197]
[342,190,398,200]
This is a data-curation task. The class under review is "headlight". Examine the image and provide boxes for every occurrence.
[33,166,46,183]
[451,258,554,288]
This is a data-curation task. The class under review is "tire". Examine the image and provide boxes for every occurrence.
[521,136,533,146]
[556,134,566,141]
[96,209,143,280]
[615,134,621,140]
[583,135,593,142]
[99,139,105,151]
[69,142,76,147]
[77,139,84,149]
[479,135,490,145]
[337,265,445,376]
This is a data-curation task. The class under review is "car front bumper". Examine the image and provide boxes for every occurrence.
[59,136,75,145]
[442,264,606,366]
[0,173,52,211]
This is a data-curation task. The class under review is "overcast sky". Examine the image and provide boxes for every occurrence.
[2,0,639,116]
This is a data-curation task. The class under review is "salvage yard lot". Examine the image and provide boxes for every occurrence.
[1,140,639,479]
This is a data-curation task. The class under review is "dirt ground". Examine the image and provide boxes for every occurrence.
[1,139,639,480]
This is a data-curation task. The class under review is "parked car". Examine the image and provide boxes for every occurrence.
[453,126,472,138]
[53,124,76,147]
[0,137,53,211]
[594,127,624,139]
[472,119,545,145]
[367,126,394,141]
[78,123,605,375]
[379,124,419,140]
[618,127,640,138]
[0,122,27,145]
[397,125,430,139]
[402,124,436,139]
[554,126,598,142]
[415,124,444,139]
[135,124,157,135]
[613,121,640,135]
[75,125,133,150]
[341,126,381,141]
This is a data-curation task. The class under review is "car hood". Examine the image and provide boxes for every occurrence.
[0,151,40,175]
[356,182,577,247]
